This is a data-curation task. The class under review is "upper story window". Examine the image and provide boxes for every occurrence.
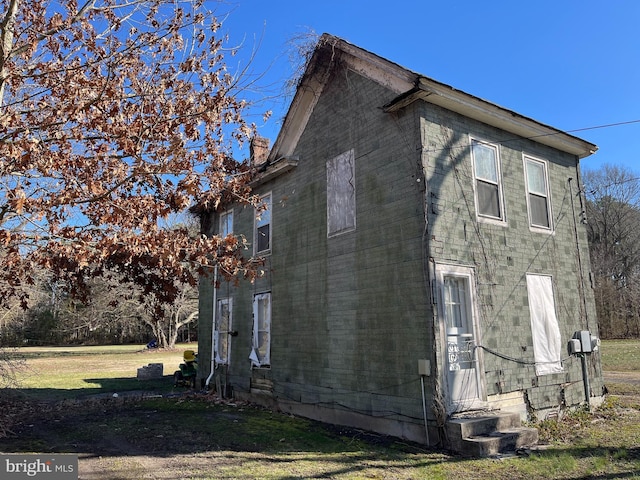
[470,138,506,224]
[327,149,356,237]
[254,193,271,255]
[219,210,233,237]
[524,155,552,231]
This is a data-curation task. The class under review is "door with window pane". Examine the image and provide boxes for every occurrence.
[439,267,485,412]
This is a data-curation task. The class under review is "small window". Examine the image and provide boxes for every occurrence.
[254,193,271,254]
[524,156,552,230]
[443,276,468,331]
[471,139,505,223]
[250,292,271,368]
[220,210,233,237]
[526,274,563,375]
[215,298,232,365]
[327,149,356,237]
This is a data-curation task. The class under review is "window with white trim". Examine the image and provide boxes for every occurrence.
[471,139,505,223]
[250,292,271,368]
[524,156,552,230]
[254,193,271,254]
[220,210,233,237]
[327,149,356,237]
[214,298,232,365]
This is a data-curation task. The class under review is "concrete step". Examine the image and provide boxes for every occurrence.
[446,412,522,439]
[461,426,539,457]
[445,412,538,457]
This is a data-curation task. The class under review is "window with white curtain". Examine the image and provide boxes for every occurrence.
[215,298,232,365]
[250,292,271,368]
[526,274,563,375]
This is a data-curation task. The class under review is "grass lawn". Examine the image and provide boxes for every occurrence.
[599,338,640,371]
[10,343,190,401]
[0,340,638,479]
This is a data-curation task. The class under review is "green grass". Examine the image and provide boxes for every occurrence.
[8,343,191,400]
[0,341,639,479]
[600,339,640,371]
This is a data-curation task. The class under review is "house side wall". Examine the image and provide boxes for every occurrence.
[420,103,603,416]
[197,58,604,443]
[199,65,436,436]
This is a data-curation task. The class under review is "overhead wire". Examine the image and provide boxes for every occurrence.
[422,118,640,156]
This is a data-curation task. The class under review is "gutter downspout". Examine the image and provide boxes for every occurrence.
[205,264,218,389]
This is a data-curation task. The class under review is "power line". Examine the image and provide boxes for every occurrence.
[565,119,640,134]
[424,118,640,156]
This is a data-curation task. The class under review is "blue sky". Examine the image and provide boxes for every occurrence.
[219,0,640,174]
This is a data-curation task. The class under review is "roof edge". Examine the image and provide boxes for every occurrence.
[269,34,597,161]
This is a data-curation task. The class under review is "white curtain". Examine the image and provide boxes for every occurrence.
[526,274,563,375]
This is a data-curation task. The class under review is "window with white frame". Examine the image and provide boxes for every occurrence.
[250,292,271,368]
[327,149,356,237]
[214,298,232,365]
[471,139,505,222]
[526,274,563,375]
[254,193,271,254]
[219,210,233,237]
[524,156,552,230]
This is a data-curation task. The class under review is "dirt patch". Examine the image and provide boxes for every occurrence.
[0,394,249,478]
[604,370,640,386]
[0,392,426,479]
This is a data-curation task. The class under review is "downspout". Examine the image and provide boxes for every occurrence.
[205,264,218,389]
[419,121,435,447]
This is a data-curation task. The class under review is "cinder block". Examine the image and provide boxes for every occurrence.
[137,362,163,380]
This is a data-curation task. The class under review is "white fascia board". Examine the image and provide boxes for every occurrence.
[415,78,598,158]
[340,46,597,159]
[269,35,597,162]
[267,74,325,161]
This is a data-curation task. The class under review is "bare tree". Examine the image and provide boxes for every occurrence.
[141,279,197,348]
[584,164,640,338]
[0,0,262,308]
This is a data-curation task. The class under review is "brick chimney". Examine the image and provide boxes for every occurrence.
[250,136,270,167]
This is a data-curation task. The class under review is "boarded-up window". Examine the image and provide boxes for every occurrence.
[327,149,356,237]
[250,292,271,368]
[471,139,504,222]
[526,274,563,375]
[524,156,552,230]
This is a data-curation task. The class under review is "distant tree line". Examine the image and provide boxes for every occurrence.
[584,164,640,339]
[0,271,198,348]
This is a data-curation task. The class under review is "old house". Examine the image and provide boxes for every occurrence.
[197,34,604,454]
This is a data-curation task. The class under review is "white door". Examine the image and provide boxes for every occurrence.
[437,265,485,413]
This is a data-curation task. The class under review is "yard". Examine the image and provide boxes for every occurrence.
[0,341,638,479]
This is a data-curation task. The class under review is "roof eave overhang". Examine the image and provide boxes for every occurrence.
[385,77,597,159]
[270,34,598,162]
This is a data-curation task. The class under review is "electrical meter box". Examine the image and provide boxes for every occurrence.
[573,330,593,353]
[568,338,581,354]
[418,359,431,376]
